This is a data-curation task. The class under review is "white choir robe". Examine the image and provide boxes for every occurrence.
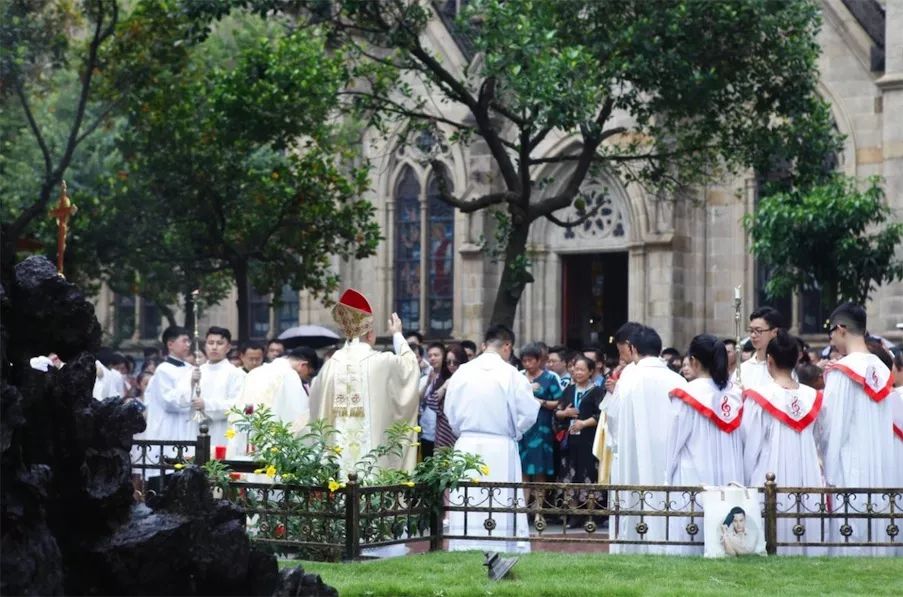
[94,361,127,401]
[140,358,194,477]
[733,355,772,391]
[229,357,310,457]
[821,352,896,556]
[601,362,635,485]
[666,378,744,555]
[184,359,245,448]
[741,382,825,555]
[609,357,686,554]
[894,388,903,483]
[444,352,539,554]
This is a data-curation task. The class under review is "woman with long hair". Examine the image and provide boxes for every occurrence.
[427,343,469,450]
[666,334,744,555]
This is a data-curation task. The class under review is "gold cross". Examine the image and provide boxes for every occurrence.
[49,181,78,276]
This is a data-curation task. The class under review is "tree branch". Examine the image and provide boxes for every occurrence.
[430,159,514,213]
[544,200,603,228]
[13,81,52,176]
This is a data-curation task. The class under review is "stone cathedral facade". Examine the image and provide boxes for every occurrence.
[96,0,903,351]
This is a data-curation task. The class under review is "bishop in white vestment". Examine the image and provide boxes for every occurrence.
[444,327,539,554]
[309,289,421,477]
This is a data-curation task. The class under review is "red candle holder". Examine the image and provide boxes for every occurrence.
[214,445,226,460]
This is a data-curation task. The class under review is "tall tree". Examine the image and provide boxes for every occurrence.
[0,0,119,283]
[284,0,836,327]
[747,175,903,309]
[103,3,380,340]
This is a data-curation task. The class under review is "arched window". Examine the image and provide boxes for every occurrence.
[427,171,454,336]
[394,166,422,332]
[393,165,455,337]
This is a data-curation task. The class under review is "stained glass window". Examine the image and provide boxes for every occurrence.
[394,167,422,331]
[427,171,454,336]
[276,284,299,334]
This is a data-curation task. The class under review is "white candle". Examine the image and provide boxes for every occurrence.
[734,286,741,300]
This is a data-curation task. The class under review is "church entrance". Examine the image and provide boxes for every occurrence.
[561,252,628,353]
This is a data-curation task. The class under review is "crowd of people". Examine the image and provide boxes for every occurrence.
[81,292,902,556]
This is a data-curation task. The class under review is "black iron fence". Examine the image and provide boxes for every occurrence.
[132,434,901,559]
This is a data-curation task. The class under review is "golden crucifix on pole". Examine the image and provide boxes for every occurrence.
[49,181,77,277]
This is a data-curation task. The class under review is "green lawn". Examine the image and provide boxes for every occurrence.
[282,552,903,596]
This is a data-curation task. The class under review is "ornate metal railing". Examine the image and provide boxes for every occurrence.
[130,427,210,499]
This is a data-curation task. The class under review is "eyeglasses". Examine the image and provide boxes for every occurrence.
[747,327,775,336]
[828,324,844,335]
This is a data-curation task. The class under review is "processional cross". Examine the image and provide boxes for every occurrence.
[49,181,78,276]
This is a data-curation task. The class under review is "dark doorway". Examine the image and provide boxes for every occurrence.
[562,252,629,354]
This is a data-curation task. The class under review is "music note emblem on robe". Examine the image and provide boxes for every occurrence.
[721,395,732,418]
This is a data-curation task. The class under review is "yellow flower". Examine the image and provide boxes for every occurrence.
[469,477,480,484]
[331,445,343,455]
[224,428,236,440]
[173,463,185,470]
[270,447,278,454]
[403,480,415,488]
[328,478,341,493]
[412,441,421,447]
[479,465,490,476]
[282,473,295,482]
[265,465,277,478]
[254,468,266,474]
[412,425,422,433]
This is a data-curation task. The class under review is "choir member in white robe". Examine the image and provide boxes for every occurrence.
[309,289,421,477]
[140,326,195,484]
[229,350,312,456]
[666,334,744,555]
[444,324,539,554]
[733,306,786,390]
[820,303,896,556]
[609,326,686,554]
[892,350,903,485]
[93,360,127,400]
[184,327,245,448]
[740,330,825,555]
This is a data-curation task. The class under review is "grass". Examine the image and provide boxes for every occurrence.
[280,551,903,596]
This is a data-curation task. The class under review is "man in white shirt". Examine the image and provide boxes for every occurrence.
[736,306,785,389]
[444,324,539,554]
[190,326,245,448]
[609,325,686,554]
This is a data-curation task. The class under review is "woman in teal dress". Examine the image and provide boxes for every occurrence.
[518,343,563,518]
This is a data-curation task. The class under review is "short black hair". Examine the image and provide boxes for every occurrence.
[573,354,595,375]
[749,306,786,330]
[426,341,446,354]
[206,326,232,343]
[629,326,663,358]
[795,363,823,387]
[548,345,570,360]
[460,340,477,353]
[484,324,515,347]
[266,338,285,348]
[830,302,867,336]
[162,325,189,346]
[891,347,903,371]
[520,342,543,360]
[406,331,425,344]
[661,346,681,359]
[240,341,265,354]
[289,346,320,370]
[614,321,643,344]
[742,339,754,352]
[766,329,799,371]
[583,345,603,361]
[723,338,737,349]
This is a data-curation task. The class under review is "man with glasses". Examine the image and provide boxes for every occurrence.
[820,302,896,555]
[736,306,785,389]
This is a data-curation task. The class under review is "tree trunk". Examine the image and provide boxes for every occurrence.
[182,292,196,335]
[157,303,177,329]
[233,259,251,343]
[489,220,533,329]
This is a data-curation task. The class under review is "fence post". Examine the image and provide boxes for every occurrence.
[344,473,361,561]
[196,424,210,467]
[429,488,444,552]
[764,473,778,555]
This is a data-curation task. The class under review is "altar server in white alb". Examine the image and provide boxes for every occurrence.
[892,349,903,482]
[740,329,825,555]
[734,306,786,390]
[144,326,196,444]
[185,327,245,448]
[666,334,744,555]
[309,289,421,477]
[821,302,896,556]
[608,325,685,554]
[444,324,539,554]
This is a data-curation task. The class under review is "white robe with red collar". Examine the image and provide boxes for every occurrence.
[821,351,896,556]
[666,378,744,555]
[741,382,826,555]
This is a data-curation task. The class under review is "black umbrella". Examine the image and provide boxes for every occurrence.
[277,325,342,349]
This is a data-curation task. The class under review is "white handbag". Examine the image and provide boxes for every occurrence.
[701,483,766,558]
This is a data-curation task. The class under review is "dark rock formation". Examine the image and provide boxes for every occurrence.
[1,256,330,596]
